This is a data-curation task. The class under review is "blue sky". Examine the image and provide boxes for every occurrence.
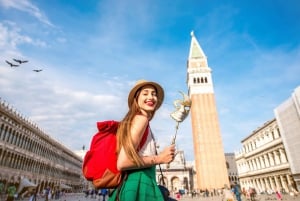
[0,0,299,161]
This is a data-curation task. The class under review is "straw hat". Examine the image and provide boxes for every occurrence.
[128,80,164,109]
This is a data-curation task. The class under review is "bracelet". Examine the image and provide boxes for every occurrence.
[151,156,156,165]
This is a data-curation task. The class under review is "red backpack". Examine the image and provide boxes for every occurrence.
[82,120,148,188]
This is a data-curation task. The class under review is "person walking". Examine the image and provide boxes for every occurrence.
[101,188,108,201]
[275,190,282,200]
[6,184,16,201]
[108,80,176,201]
[233,182,242,201]
[249,187,256,201]
[44,186,50,201]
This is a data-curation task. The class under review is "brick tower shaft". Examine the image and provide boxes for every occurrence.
[187,31,229,190]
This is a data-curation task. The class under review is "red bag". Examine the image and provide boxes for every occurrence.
[82,120,148,188]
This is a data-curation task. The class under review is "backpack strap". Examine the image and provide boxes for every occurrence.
[137,124,149,151]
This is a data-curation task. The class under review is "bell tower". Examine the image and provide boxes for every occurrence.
[187,31,229,190]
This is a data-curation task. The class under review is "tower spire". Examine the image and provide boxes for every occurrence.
[189,31,206,60]
[187,31,212,95]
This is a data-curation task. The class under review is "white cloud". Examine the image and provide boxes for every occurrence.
[0,0,53,27]
[0,21,47,53]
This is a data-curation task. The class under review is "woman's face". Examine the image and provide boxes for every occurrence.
[137,84,158,116]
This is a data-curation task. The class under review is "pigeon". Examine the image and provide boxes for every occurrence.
[33,69,43,72]
[5,60,19,67]
[13,59,28,64]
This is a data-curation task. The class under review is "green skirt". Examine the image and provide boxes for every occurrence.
[109,166,164,201]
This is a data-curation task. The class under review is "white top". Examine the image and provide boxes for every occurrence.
[138,129,156,156]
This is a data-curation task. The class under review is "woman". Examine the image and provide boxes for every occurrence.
[109,80,176,201]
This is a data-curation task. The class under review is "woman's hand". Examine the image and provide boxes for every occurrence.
[157,144,176,164]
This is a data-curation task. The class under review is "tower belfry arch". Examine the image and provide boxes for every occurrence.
[187,31,229,190]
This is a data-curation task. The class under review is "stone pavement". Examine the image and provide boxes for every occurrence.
[16,193,300,201]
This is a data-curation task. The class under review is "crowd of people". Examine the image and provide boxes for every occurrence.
[84,188,108,201]
[181,182,299,201]
[0,183,68,201]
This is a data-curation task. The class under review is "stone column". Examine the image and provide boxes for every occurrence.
[280,175,289,193]
[270,176,276,191]
[256,179,261,192]
[253,159,257,170]
[264,177,271,192]
[273,127,280,138]
[260,156,265,169]
[256,158,261,169]
[264,154,270,167]
[253,179,258,190]
[260,178,266,192]
[274,150,281,165]
[250,178,255,189]
[0,151,4,165]
[251,160,254,171]
[279,148,287,163]
[245,179,250,190]
[274,176,281,191]
[268,152,275,166]
[256,178,262,193]
[248,160,253,171]
[286,174,293,186]
[244,161,248,172]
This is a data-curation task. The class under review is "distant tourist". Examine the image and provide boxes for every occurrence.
[100,189,108,201]
[223,184,234,201]
[233,182,242,201]
[6,184,16,201]
[275,190,282,200]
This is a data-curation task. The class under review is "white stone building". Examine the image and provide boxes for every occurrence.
[0,99,84,196]
[156,150,194,194]
[235,86,300,194]
[235,119,294,193]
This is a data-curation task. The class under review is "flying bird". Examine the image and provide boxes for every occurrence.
[33,69,43,72]
[13,59,28,64]
[5,60,19,67]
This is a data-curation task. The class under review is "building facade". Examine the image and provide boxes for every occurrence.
[235,86,300,194]
[235,118,297,194]
[157,150,194,195]
[187,31,229,190]
[225,153,239,186]
[0,99,85,198]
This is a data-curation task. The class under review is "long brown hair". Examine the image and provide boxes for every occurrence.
[116,89,157,166]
